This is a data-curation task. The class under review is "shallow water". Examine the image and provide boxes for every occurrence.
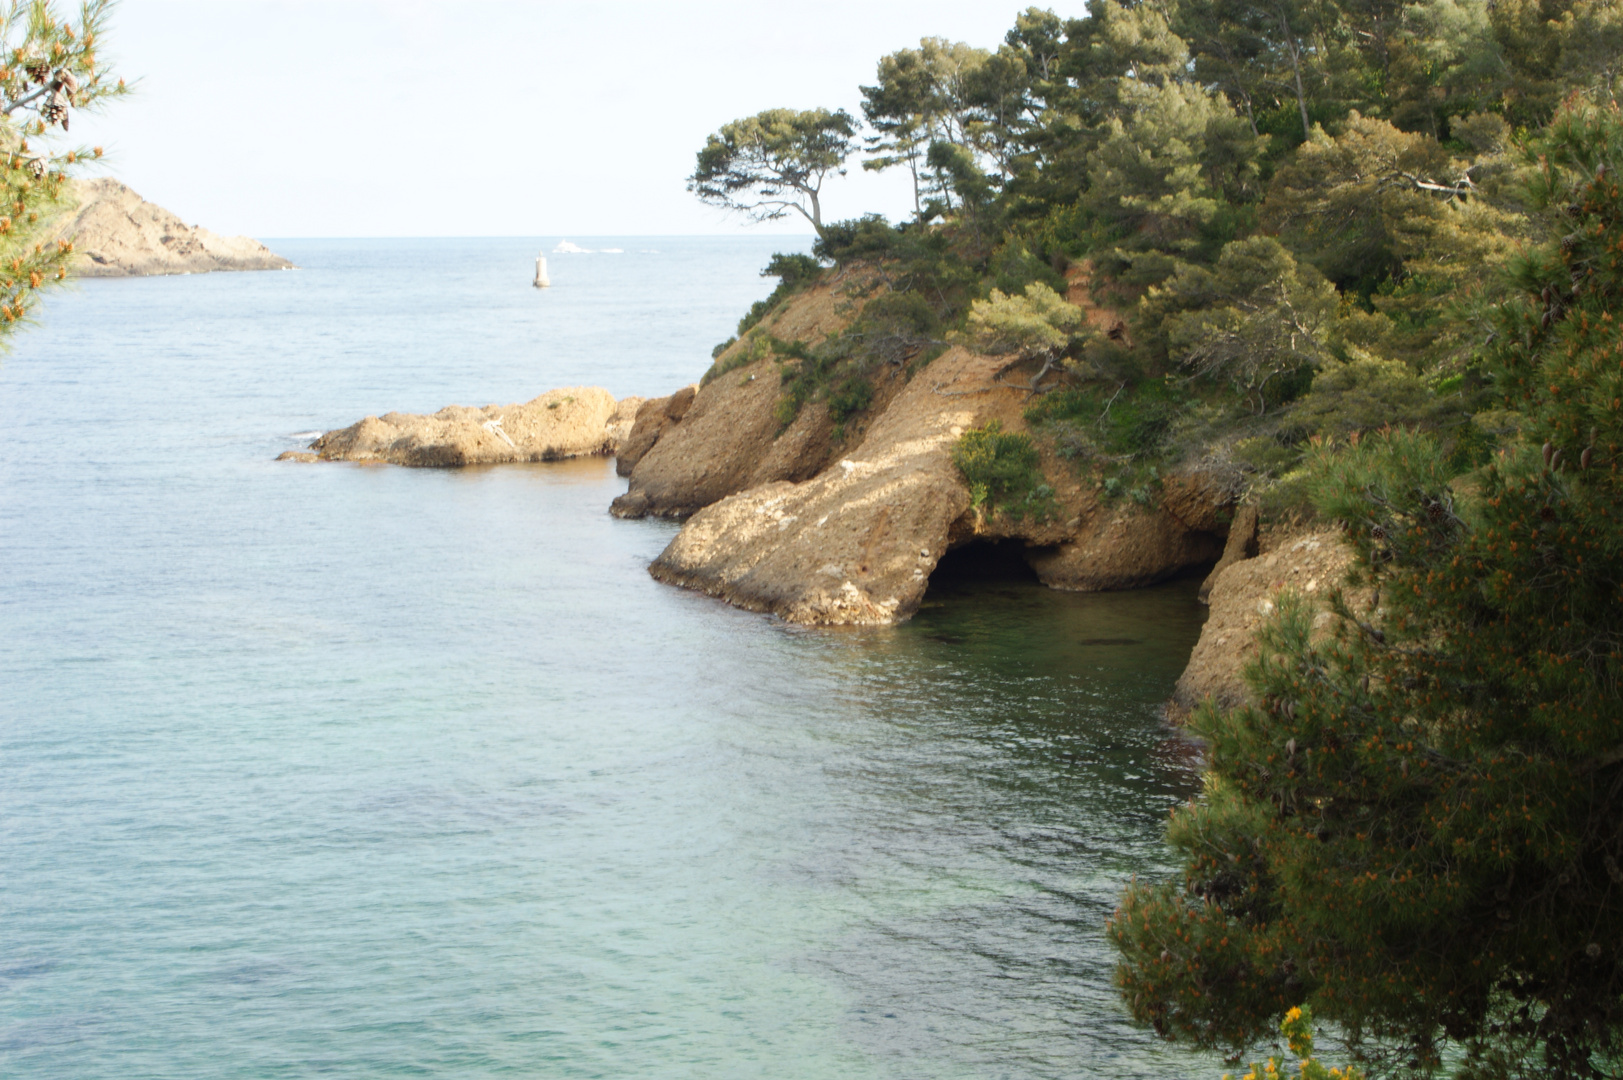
[0,239,1220,1078]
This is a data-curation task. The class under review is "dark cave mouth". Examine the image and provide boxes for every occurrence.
[927,539,1042,589]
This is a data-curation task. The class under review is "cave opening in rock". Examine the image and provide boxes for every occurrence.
[927,539,1041,592]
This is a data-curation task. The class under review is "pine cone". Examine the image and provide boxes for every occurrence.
[41,100,66,127]
[24,60,49,84]
[27,157,45,178]
[55,69,78,102]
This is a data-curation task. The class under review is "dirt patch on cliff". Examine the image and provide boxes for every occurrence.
[309,386,626,466]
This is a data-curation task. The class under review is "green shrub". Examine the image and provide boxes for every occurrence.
[951,421,1057,522]
[1025,378,1187,459]
[702,330,777,385]
[812,214,903,264]
[826,376,873,424]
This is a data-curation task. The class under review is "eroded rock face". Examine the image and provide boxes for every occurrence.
[1172,528,1355,714]
[646,346,1232,625]
[60,179,294,277]
[615,386,695,477]
[611,273,899,519]
[647,349,992,624]
[606,396,645,455]
[310,386,623,466]
[1198,504,1259,604]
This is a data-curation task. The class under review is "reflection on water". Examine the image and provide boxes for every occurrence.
[0,240,1223,1079]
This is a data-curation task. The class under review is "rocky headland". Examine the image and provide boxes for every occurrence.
[611,270,1359,712]
[611,273,1232,625]
[59,178,293,277]
[294,266,1357,717]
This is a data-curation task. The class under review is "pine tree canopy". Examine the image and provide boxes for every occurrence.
[1110,98,1623,1077]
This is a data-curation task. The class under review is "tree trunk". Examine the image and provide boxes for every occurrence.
[907,144,923,221]
[1280,10,1312,141]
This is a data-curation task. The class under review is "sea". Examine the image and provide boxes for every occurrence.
[0,238,1222,1079]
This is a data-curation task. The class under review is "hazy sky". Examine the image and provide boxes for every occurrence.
[67,1,1033,239]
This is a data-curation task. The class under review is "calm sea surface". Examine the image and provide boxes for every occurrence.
[0,238,1220,1078]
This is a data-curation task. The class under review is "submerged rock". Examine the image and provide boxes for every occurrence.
[59,179,294,277]
[308,386,627,466]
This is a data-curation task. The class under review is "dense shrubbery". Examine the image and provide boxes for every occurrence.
[696,0,1605,509]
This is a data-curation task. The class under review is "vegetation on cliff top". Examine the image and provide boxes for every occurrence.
[691,0,1623,1073]
[689,0,1599,505]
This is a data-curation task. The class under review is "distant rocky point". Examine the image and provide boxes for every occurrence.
[59,178,293,278]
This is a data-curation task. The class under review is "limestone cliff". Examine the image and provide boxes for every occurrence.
[59,178,293,277]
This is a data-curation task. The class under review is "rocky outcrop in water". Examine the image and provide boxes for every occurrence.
[642,339,1232,625]
[647,347,990,623]
[60,179,294,277]
[609,269,1240,625]
[304,387,638,466]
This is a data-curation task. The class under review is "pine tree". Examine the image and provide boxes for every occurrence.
[1110,98,1623,1076]
[688,108,858,242]
[0,0,128,339]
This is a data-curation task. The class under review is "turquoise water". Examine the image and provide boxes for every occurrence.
[0,239,1219,1078]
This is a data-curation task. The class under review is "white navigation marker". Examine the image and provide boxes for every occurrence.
[534,256,551,288]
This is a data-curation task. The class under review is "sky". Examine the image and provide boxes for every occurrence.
[65,0,1038,239]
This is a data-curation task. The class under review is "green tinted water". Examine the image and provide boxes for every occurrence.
[0,240,1222,1078]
